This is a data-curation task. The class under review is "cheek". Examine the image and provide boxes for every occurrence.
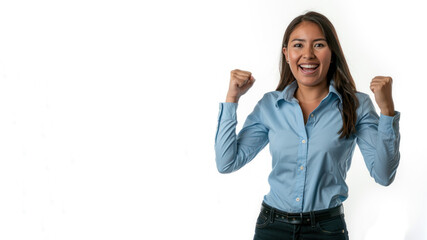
[322,56,332,70]
[320,51,332,65]
[322,56,331,66]
[289,53,301,72]
[288,51,299,61]
[289,56,299,69]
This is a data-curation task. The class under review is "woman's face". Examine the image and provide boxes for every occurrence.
[283,21,332,88]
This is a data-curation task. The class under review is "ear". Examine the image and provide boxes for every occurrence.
[283,47,289,63]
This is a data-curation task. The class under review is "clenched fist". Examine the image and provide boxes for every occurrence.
[370,76,395,116]
[226,69,255,103]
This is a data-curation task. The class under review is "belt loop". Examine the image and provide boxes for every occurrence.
[269,208,275,223]
[310,211,316,228]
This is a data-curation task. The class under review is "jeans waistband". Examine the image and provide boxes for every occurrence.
[260,202,344,226]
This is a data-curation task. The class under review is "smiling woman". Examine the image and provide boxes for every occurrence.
[277,12,359,136]
[283,21,331,89]
[283,21,333,124]
[215,11,401,240]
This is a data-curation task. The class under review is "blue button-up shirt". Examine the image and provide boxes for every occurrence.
[215,80,400,213]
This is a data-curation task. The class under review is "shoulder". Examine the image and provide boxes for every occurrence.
[261,90,281,101]
[355,91,370,102]
[256,90,282,107]
[355,91,374,109]
[247,91,282,115]
[355,91,377,122]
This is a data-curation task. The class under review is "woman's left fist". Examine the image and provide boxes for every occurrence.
[370,76,395,116]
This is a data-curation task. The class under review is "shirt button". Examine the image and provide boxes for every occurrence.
[296,198,300,202]
[301,139,306,144]
[300,166,304,170]
[311,114,314,118]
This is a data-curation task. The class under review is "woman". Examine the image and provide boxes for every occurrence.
[214,11,400,239]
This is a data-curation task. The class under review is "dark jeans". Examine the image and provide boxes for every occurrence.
[253,205,349,240]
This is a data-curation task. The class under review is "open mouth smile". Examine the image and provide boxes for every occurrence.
[299,64,319,74]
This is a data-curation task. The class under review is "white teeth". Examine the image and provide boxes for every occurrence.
[300,64,318,68]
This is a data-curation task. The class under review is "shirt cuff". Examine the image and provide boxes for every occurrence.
[218,102,238,121]
[378,111,400,135]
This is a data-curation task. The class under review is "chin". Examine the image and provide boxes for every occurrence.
[296,77,327,87]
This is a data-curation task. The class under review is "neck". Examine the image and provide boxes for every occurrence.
[295,81,329,103]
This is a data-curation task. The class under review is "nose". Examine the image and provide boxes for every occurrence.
[302,46,315,59]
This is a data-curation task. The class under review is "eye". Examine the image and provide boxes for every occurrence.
[293,43,302,48]
[314,43,325,48]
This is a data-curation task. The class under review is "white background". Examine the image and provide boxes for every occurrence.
[0,0,426,239]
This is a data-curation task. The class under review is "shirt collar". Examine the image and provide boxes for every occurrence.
[275,80,343,108]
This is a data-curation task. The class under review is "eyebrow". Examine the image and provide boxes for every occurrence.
[291,38,327,42]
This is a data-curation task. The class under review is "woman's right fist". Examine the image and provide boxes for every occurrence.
[226,69,255,103]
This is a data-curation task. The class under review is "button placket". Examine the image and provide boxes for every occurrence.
[295,103,308,211]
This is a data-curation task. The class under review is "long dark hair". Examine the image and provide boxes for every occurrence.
[277,11,359,139]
